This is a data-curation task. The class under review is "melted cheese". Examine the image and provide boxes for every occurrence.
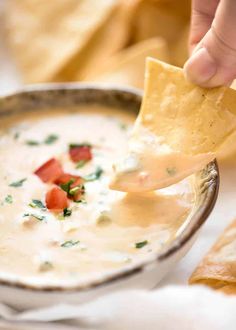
[110,124,213,192]
[0,105,195,286]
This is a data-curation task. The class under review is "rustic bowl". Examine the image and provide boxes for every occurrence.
[0,84,219,309]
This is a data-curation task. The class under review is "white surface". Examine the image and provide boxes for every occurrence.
[0,286,236,330]
[0,15,236,328]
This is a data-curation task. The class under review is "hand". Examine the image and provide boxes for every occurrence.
[184,0,236,87]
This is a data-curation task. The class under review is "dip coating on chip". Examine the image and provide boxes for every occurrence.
[111,58,236,192]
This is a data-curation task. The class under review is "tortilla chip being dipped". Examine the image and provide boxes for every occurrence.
[189,218,236,295]
[87,37,169,89]
[110,58,236,193]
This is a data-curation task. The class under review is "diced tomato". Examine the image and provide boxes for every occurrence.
[69,146,92,163]
[55,173,82,185]
[70,178,83,188]
[46,187,68,212]
[34,158,63,183]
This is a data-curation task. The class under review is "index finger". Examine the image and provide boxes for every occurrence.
[189,0,219,53]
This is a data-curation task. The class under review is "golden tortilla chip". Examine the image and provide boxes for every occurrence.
[86,38,169,89]
[231,80,236,90]
[170,24,189,67]
[5,0,119,83]
[110,58,236,192]
[130,0,190,46]
[189,218,236,295]
[139,59,236,155]
[55,0,141,82]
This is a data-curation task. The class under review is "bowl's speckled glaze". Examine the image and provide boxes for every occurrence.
[0,83,219,309]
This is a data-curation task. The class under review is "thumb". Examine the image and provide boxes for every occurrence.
[184,0,236,87]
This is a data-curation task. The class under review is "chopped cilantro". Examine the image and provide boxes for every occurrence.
[23,213,45,221]
[63,208,72,217]
[166,167,177,176]
[69,185,83,196]
[44,134,58,145]
[69,143,91,149]
[60,179,85,198]
[25,134,58,146]
[135,240,148,249]
[29,199,46,209]
[26,140,40,146]
[9,178,27,187]
[76,160,88,169]
[61,240,80,248]
[60,179,75,194]
[75,198,87,204]
[5,195,13,204]
[83,166,103,182]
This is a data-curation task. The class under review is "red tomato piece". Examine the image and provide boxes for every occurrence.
[55,173,82,185]
[46,187,68,212]
[34,158,63,183]
[69,146,92,163]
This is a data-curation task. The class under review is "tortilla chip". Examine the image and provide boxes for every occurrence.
[5,0,118,83]
[216,88,236,159]
[189,218,236,295]
[110,58,236,192]
[170,24,189,67]
[55,0,141,82]
[130,0,189,46]
[86,38,169,89]
[140,58,236,155]
[231,80,236,90]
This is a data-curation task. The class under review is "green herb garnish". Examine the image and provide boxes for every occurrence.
[44,134,58,145]
[23,213,45,221]
[63,208,72,217]
[75,198,87,204]
[166,167,177,176]
[61,240,80,248]
[29,199,46,209]
[26,140,40,146]
[60,179,75,194]
[69,143,91,149]
[5,195,13,204]
[9,178,27,187]
[26,134,58,146]
[69,185,83,196]
[76,160,88,169]
[135,240,148,249]
[83,166,103,182]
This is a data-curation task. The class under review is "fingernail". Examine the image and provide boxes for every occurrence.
[184,47,217,85]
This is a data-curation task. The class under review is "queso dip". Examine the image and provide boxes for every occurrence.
[0,105,195,286]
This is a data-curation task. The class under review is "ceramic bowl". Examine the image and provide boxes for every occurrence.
[0,84,219,310]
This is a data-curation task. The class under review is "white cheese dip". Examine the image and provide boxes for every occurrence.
[0,105,194,286]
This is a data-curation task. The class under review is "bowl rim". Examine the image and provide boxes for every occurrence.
[0,83,220,293]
